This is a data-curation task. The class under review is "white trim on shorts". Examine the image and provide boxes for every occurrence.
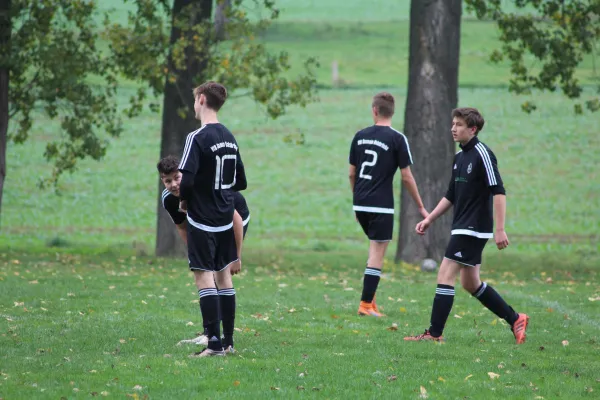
[190,258,240,272]
[353,205,395,214]
[451,229,493,239]
[443,256,478,268]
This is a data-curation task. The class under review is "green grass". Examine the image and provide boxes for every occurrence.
[1,250,599,399]
[2,2,599,399]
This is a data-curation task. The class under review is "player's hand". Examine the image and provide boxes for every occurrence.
[415,218,431,235]
[495,230,509,250]
[179,200,188,213]
[230,260,241,275]
[418,207,429,219]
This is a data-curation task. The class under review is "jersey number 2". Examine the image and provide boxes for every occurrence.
[214,155,237,189]
[359,150,378,180]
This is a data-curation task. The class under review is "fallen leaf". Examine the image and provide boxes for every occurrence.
[464,374,473,381]
[399,307,407,313]
[14,302,24,307]
[297,386,305,391]
[233,380,240,386]
[588,296,600,302]
[438,377,446,382]
[278,284,288,288]
[270,387,280,391]
[387,375,397,382]
[488,372,500,380]
[119,339,126,344]
[288,308,296,313]
[141,301,147,305]
[29,280,39,284]
[387,323,398,331]
[419,386,428,399]
[546,307,554,313]
[186,321,194,326]
[562,340,569,346]
[454,314,462,319]
[133,385,143,391]
[298,373,305,378]
[498,362,505,369]
[331,314,339,319]
[109,286,116,290]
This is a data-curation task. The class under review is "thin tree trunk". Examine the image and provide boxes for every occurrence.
[396,0,462,263]
[0,0,10,225]
[155,0,213,257]
[214,0,231,41]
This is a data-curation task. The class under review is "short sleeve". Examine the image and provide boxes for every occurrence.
[349,135,358,166]
[161,191,186,225]
[178,131,201,174]
[396,133,413,169]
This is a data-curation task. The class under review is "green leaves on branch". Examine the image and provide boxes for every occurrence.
[7,0,123,188]
[6,0,318,187]
[105,0,318,121]
[465,0,600,114]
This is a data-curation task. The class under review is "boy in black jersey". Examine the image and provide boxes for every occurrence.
[157,155,250,347]
[178,81,247,357]
[404,107,529,344]
[349,92,428,317]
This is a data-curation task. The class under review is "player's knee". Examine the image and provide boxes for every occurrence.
[214,270,233,289]
[194,270,215,289]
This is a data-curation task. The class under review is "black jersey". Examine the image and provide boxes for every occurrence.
[445,136,505,238]
[349,125,413,213]
[178,123,247,231]
[230,190,250,226]
[161,188,186,225]
[162,188,249,226]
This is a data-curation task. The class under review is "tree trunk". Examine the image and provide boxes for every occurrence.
[214,0,231,41]
[0,0,10,225]
[155,0,213,257]
[396,0,462,264]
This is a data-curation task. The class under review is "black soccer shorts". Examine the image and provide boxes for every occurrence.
[355,211,394,242]
[444,234,489,267]
[187,224,238,272]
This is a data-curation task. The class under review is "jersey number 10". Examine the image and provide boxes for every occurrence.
[359,149,378,180]
[214,155,237,189]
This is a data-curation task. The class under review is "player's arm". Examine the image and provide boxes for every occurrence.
[415,156,456,235]
[232,152,247,191]
[175,221,188,246]
[484,150,509,250]
[178,134,201,207]
[229,210,244,275]
[348,164,356,192]
[399,167,427,218]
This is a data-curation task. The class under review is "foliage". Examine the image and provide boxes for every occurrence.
[3,0,317,187]
[5,0,122,187]
[103,0,318,123]
[466,0,600,113]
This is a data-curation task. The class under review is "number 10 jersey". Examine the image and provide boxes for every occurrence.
[178,123,247,230]
[349,125,413,214]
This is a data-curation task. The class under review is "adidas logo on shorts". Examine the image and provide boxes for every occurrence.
[454,251,463,258]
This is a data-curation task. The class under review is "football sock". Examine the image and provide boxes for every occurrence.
[218,288,236,347]
[198,288,222,350]
[472,282,519,326]
[361,267,381,303]
[428,284,455,337]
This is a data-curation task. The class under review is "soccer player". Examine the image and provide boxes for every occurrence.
[349,92,428,317]
[157,155,250,347]
[178,81,247,357]
[404,107,529,344]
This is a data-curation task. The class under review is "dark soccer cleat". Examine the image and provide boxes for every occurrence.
[512,313,529,344]
[404,329,445,342]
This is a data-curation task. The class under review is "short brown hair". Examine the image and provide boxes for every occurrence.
[452,107,485,134]
[157,155,180,175]
[372,92,395,118]
[193,81,227,111]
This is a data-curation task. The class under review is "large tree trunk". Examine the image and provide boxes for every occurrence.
[0,0,10,224]
[396,0,461,263]
[155,0,213,257]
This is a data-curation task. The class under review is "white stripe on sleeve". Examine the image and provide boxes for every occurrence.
[475,143,497,186]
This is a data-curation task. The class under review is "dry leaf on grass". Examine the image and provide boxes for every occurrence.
[488,372,500,380]
[233,380,240,386]
[562,340,569,346]
[387,323,398,331]
[419,386,428,399]
[464,374,473,381]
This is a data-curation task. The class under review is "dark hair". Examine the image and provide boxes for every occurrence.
[193,81,227,111]
[452,107,485,135]
[372,92,395,118]
[157,155,180,175]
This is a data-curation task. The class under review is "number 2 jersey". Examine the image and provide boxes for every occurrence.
[178,123,247,231]
[349,125,413,214]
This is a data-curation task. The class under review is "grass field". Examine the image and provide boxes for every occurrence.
[1,1,599,398]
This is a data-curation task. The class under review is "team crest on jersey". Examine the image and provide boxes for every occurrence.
[467,163,472,174]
